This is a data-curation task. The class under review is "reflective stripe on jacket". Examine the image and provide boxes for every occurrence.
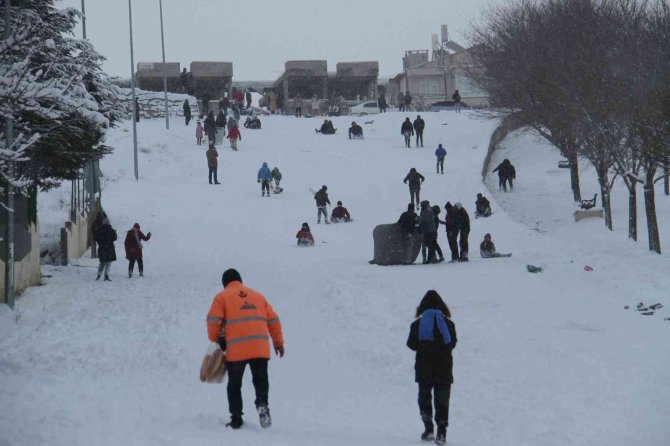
[207,281,283,362]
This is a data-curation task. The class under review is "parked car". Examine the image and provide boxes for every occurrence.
[428,100,468,112]
[349,100,383,116]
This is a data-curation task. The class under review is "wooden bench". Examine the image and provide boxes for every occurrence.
[580,193,597,210]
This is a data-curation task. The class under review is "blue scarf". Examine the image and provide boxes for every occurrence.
[418,309,452,345]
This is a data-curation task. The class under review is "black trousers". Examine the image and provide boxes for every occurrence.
[499,175,513,191]
[128,258,143,273]
[185,114,192,126]
[416,130,424,147]
[226,358,269,417]
[437,157,444,173]
[409,189,420,206]
[418,382,452,428]
[261,180,270,194]
[459,229,470,259]
[422,232,437,262]
[447,232,459,261]
[209,166,218,184]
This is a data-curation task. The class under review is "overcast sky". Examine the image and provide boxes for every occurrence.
[57,0,506,80]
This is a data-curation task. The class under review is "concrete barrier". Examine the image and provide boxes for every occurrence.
[64,212,90,262]
[574,209,604,222]
[0,221,42,303]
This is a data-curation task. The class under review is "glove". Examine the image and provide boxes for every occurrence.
[147,232,152,237]
[275,346,285,358]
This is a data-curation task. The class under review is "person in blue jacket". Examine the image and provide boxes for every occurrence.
[435,144,447,174]
[257,162,273,197]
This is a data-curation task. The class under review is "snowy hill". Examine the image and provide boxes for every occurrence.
[1,111,669,446]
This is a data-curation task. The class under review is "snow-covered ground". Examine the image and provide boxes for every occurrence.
[1,111,669,446]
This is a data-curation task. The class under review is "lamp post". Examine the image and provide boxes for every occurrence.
[159,0,169,130]
[4,0,14,309]
[128,0,139,180]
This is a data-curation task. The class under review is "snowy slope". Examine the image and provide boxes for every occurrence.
[1,111,669,446]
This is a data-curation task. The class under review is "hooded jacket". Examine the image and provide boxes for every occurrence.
[258,162,272,181]
[404,170,425,190]
[407,313,458,383]
[435,145,447,159]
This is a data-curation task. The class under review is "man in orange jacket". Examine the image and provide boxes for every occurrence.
[207,268,285,430]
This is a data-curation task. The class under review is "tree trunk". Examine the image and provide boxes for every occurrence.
[627,183,637,241]
[598,174,613,231]
[644,170,661,254]
[569,153,581,202]
[664,156,669,197]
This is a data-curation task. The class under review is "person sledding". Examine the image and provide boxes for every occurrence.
[296,222,315,246]
[480,233,511,258]
[474,193,492,218]
[348,122,363,139]
[315,119,336,134]
[330,201,352,223]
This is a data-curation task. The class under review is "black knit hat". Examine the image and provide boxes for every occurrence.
[222,268,242,287]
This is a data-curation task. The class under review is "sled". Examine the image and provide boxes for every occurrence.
[272,187,284,194]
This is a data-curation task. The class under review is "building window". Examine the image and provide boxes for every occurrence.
[454,74,485,97]
[419,79,439,96]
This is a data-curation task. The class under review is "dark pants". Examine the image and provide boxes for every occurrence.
[409,189,420,206]
[226,359,269,417]
[416,130,423,147]
[261,180,270,195]
[295,107,302,117]
[447,231,459,261]
[185,114,192,126]
[459,229,469,259]
[128,258,143,274]
[418,382,452,428]
[422,232,437,262]
[209,166,218,184]
[499,176,513,192]
[437,157,444,173]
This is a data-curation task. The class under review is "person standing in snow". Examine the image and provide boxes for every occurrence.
[492,159,516,192]
[245,89,252,110]
[183,99,192,126]
[431,205,445,262]
[407,290,457,445]
[442,202,459,262]
[227,125,241,151]
[215,110,227,145]
[204,111,216,144]
[453,202,470,262]
[401,117,414,148]
[195,121,204,146]
[206,268,285,429]
[257,162,272,197]
[294,94,303,118]
[403,168,425,207]
[398,203,419,264]
[435,144,447,174]
[452,90,461,113]
[413,115,425,147]
[124,223,151,278]
[296,222,315,246]
[404,91,413,112]
[206,144,220,185]
[94,216,117,282]
[418,201,438,264]
[378,92,387,113]
[398,91,405,112]
[314,185,331,224]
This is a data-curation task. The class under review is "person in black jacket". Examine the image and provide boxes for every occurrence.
[452,90,461,113]
[401,118,414,148]
[403,168,425,207]
[397,203,418,264]
[475,193,492,218]
[441,202,460,262]
[492,159,516,192]
[204,111,217,144]
[453,202,470,261]
[348,122,363,139]
[94,217,117,282]
[407,290,457,445]
[413,115,425,147]
[314,185,331,224]
[183,99,192,126]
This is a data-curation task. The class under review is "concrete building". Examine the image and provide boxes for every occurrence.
[136,62,181,93]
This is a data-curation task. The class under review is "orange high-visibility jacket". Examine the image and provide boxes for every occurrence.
[207,281,284,362]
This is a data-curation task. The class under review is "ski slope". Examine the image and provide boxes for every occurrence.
[1,110,669,446]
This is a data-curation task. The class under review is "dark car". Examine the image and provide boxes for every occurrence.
[428,100,468,112]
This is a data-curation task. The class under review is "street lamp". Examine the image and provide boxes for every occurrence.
[128,0,139,180]
[159,0,169,130]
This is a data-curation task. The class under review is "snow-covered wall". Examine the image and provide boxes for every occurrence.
[0,221,41,303]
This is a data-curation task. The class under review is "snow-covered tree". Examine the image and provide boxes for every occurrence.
[0,0,124,194]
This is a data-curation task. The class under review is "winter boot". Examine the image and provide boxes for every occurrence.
[226,415,243,429]
[104,275,111,282]
[96,274,101,281]
[128,272,132,278]
[421,424,435,441]
[257,405,272,428]
[435,426,446,445]
[139,271,143,277]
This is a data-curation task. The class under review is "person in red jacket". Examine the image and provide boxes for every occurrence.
[124,223,151,278]
[227,125,242,151]
[207,269,284,429]
[330,201,352,223]
[296,222,315,246]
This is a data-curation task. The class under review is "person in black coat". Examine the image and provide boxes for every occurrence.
[314,185,331,224]
[441,202,460,262]
[475,193,492,218]
[183,99,192,126]
[453,202,470,261]
[403,168,425,207]
[407,290,457,444]
[348,121,363,139]
[397,203,418,264]
[401,118,414,148]
[94,217,117,281]
[204,111,217,143]
[413,115,425,147]
[492,159,516,192]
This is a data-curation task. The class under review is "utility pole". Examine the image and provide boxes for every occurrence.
[80,0,86,38]
[159,0,169,130]
[4,0,14,309]
[128,0,138,180]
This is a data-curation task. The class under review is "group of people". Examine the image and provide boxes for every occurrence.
[257,163,283,197]
[93,217,152,281]
[315,120,337,134]
[204,267,457,445]
[295,186,352,246]
[397,91,413,112]
[400,115,425,148]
